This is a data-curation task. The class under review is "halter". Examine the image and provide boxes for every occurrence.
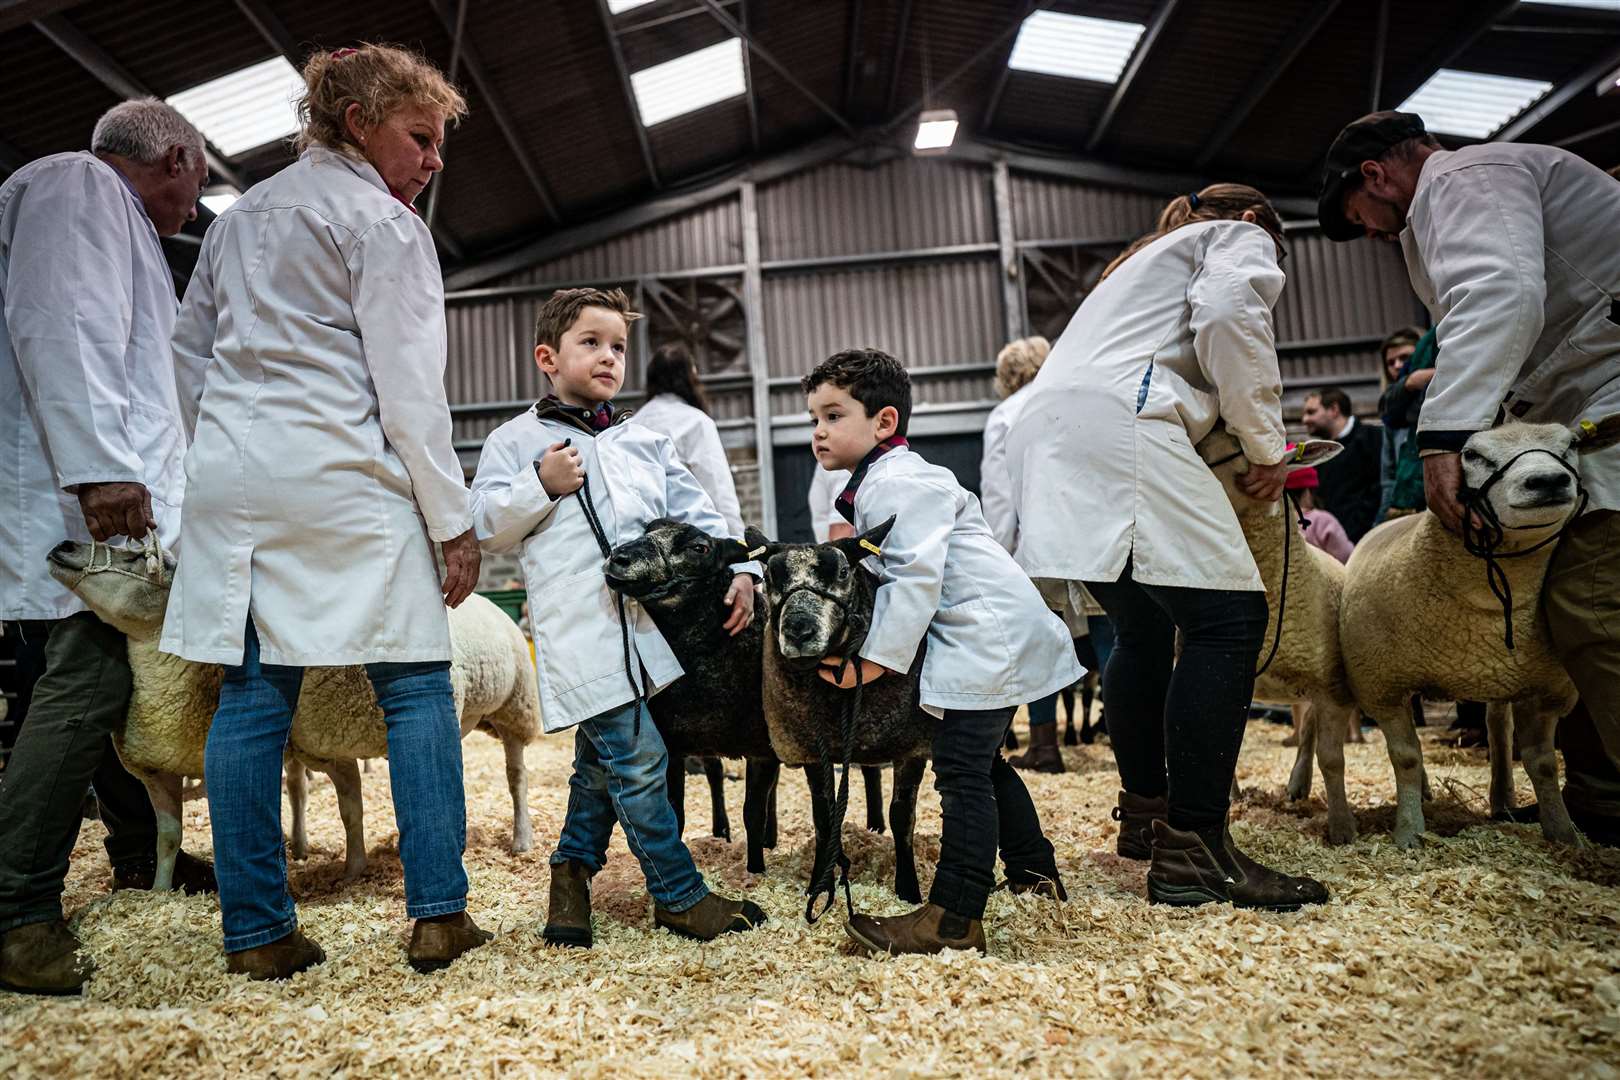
[60,534,168,591]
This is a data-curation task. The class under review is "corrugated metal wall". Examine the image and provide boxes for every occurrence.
[760,158,994,261]
[1011,172,1164,242]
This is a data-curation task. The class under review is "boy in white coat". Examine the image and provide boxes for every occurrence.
[802,349,1082,956]
[470,288,766,945]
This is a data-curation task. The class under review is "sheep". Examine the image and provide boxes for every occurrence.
[747,518,931,905]
[1338,420,1611,849]
[45,540,541,889]
[1194,424,1362,844]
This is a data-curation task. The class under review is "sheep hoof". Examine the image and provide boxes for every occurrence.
[1326,817,1358,846]
[511,834,534,855]
[713,824,732,842]
[1392,827,1423,850]
[1541,822,1583,847]
[1063,728,1079,747]
[1286,778,1310,803]
[342,858,368,881]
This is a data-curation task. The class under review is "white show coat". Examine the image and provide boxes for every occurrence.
[979,382,1037,552]
[855,447,1082,715]
[1009,220,1288,592]
[0,152,185,620]
[807,465,850,541]
[471,411,760,733]
[1401,143,1620,512]
[161,148,470,666]
[630,393,744,535]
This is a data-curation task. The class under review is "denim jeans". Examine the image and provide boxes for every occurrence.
[929,705,1058,920]
[205,618,469,952]
[552,700,708,913]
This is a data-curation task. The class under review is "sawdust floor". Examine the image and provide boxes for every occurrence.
[3,713,1619,1079]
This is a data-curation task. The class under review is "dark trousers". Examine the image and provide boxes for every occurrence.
[1085,564,1268,835]
[0,613,156,932]
[928,705,1058,920]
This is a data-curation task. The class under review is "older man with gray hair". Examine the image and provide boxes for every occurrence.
[0,98,214,995]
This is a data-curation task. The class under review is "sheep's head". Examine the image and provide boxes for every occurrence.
[46,540,173,637]
[1194,423,1341,513]
[604,519,751,608]
[755,517,895,671]
[1458,419,1619,542]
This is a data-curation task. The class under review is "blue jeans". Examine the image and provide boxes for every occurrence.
[205,618,470,952]
[551,701,708,913]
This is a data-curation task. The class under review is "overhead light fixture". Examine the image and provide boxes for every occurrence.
[1397,69,1555,139]
[606,0,657,11]
[913,108,959,155]
[1006,10,1147,84]
[1520,0,1620,8]
[200,190,240,216]
[629,37,747,127]
[1601,61,1620,97]
[166,56,304,157]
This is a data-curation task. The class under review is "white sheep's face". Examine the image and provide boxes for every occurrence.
[46,541,173,637]
[1193,424,1341,513]
[763,546,859,668]
[1460,423,1582,538]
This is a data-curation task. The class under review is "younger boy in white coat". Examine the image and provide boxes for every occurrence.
[803,348,1082,956]
[470,288,765,945]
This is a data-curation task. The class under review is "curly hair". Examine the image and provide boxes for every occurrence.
[801,348,912,436]
[297,43,468,157]
[994,336,1051,399]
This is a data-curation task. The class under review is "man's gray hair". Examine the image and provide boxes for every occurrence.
[91,98,205,164]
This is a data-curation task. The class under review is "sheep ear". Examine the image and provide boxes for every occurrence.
[1573,414,1620,453]
[742,524,789,562]
[829,515,896,564]
[716,538,753,564]
[1289,439,1343,471]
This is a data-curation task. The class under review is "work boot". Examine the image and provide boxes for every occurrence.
[845,903,986,956]
[1008,723,1065,774]
[1147,820,1328,912]
[408,911,493,973]
[112,850,218,894]
[654,892,767,941]
[542,860,593,948]
[0,920,93,996]
[1111,790,1168,860]
[224,929,325,981]
[1000,868,1068,901]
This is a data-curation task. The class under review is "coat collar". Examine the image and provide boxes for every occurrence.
[301,146,392,199]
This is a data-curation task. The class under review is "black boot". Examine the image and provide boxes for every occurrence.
[1111,790,1167,860]
[1008,723,1065,774]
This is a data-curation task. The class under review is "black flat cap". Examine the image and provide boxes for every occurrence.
[1317,111,1429,241]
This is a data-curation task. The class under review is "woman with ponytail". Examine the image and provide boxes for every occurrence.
[1007,184,1331,912]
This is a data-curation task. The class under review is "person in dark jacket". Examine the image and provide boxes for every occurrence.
[1300,386,1382,542]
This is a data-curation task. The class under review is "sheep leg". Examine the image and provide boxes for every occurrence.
[862,766,886,834]
[503,734,534,854]
[1004,726,1019,751]
[1410,696,1435,802]
[285,759,310,861]
[1486,702,1517,819]
[1378,701,1428,849]
[765,779,779,850]
[1519,704,1581,846]
[665,754,688,838]
[1286,701,1317,802]
[742,758,780,874]
[890,757,926,904]
[1316,701,1357,846]
[1063,682,1080,746]
[703,756,731,841]
[141,771,184,892]
[322,759,369,880]
[801,765,833,893]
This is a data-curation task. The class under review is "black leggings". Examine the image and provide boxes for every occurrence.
[1084,563,1268,834]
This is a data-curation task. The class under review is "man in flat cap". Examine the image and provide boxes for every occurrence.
[1318,110,1620,844]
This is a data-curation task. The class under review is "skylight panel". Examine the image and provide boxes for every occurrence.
[200,192,239,215]
[1397,69,1554,139]
[606,0,657,12]
[166,57,304,157]
[629,38,746,127]
[1007,11,1147,84]
[1519,1,1620,10]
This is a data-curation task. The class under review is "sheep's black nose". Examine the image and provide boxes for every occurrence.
[51,541,76,556]
[1523,471,1573,496]
[783,614,819,646]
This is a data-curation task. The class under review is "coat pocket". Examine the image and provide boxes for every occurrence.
[528,567,625,695]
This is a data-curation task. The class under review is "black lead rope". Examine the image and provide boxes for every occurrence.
[804,614,869,925]
[568,441,645,737]
[1254,491,1308,679]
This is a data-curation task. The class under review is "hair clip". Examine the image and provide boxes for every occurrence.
[746,545,767,559]
[1187,192,1202,209]
[859,539,883,557]
[332,47,359,60]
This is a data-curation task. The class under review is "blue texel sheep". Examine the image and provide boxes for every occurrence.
[603,519,784,875]
[747,518,931,907]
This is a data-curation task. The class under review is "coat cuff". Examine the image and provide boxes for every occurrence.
[425,511,474,543]
[1415,428,1478,454]
[859,632,919,677]
[728,560,764,579]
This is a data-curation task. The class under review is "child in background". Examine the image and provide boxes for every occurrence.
[1287,467,1353,564]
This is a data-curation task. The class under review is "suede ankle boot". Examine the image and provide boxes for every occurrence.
[409,911,493,973]
[0,921,93,996]
[655,892,767,941]
[1008,723,1065,773]
[543,860,593,948]
[1147,820,1329,912]
[1112,790,1168,860]
[845,903,987,956]
[225,929,325,981]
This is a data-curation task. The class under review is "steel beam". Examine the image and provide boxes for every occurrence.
[1553,115,1620,149]
[595,0,662,187]
[1193,0,1345,168]
[1495,40,1620,143]
[1087,0,1181,152]
[740,180,778,535]
[0,0,81,35]
[739,0,761,151]
[883,0,913,118]
[426,0,471,230]
[1369,0,1389,112]
[1381,0,1520,117]
[991,158,1023,343]
[841,0,864,114]
[697,0,855,137]
[881,1,1041,136]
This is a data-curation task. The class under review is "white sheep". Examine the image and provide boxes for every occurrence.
[1339,420,1612,849]
[1195,425,1362,844]
[46,540,541,888]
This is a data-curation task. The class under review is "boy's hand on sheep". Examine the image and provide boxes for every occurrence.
[538,441,585,498]
[440,529,482,608]
[722,573,756,635]
[76,481,156,542]
[817,657,889,689]
[1237,460,1288,503]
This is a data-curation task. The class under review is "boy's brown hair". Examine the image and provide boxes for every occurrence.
[533,287,642,351]
[801,347,913,436]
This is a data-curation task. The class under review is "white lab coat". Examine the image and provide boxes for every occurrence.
[1009,220,1288,592]
[1402,143,1620,512]
[161,148,470,666]
[854,447,1082,715]
[808,465,851,541]
[0,153,185,620]
[471,411,760,733]
[630,393,744,535]
[979,382,1037,552]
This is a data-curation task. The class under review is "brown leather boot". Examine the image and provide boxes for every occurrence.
[0,920,93,996]
[1002,872,1068,901]
[1112,790,1168,860]
[654,892,767,941]
[542,860,593,948]
[1146,820,1329,912]
[1008,723,1065,773]
[408,911,493,973]
[112,850,218,894]
[225,929,325,981]
[845,903,986,956]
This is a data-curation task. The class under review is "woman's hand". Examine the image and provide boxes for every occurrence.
[722,573,756,636]
[440,529,481,608]
[538,440,584,498]
[1238,460,1289,502]
[817,657,889,689]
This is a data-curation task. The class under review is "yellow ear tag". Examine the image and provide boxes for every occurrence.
[746,545,767,559]
[859,539,883,557]
[1581,420,1597,436]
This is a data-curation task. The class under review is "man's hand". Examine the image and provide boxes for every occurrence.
[817,656,889,689]
[538,440,584,498]
[722,573,755,636]
[440,528,481,608]
[1237,460,1288,503]
[1404,368,1436,392]
[1422,452,1477,535]
[77,482,155,542]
